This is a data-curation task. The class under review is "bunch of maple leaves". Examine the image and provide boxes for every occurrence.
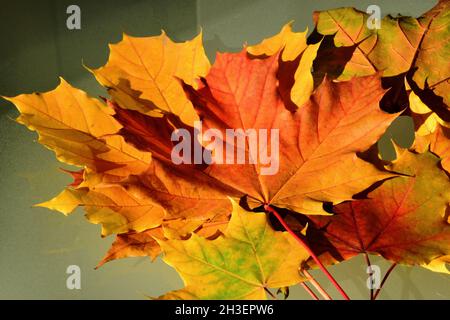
[3,1,450,300]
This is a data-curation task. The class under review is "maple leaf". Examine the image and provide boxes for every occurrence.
[114,49,398,217]
[60,168,84,187]
[314,1,449,89]
[313,0,450,128]
[409,91,450,136]
[247,22,308,60]
[247,22,321,109]
[161,212,230,240]
[2,27,399,242]
[38,183,165,236]
[2,4,449,299]
[2,79,167,235]
[3,79,151,178]
[98,211,230,266]
[425,255,450,273]
[90,31,210,126]
[6,46,397,239]
[300,149,450,273]
[413,123,450,174]
[158,200,309,300]
[97,228,163,268]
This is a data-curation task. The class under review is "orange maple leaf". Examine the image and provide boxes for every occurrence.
[113,50,398,218]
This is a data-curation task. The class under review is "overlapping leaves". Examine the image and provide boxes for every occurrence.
[159,200,309,299]
[314,0,450,129]
[2,0,450,300]
[300,149,450,273]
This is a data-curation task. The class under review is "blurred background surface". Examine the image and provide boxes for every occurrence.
[0,0,448,299]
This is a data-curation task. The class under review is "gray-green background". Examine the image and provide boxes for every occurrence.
[0,0,448,299]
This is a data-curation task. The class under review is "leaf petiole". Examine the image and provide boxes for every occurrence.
[300,282,320,300]
[302,269,332,300]
[373,263,397,300]
[364,253,374,300]
[264,204,351,300]
[264,287,277,300]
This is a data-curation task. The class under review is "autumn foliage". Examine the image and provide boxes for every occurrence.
[3,1,450,299]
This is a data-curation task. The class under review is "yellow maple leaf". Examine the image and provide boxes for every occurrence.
[90,31,210,126]
[3,79,151,178]
[158,200,309,300]
[248,22,321,107]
